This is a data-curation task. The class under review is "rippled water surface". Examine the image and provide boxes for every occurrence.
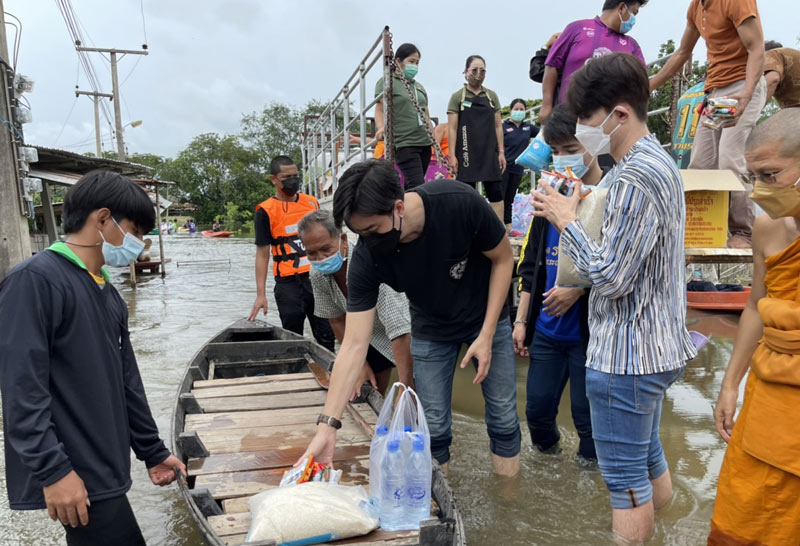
[0,235,742,545]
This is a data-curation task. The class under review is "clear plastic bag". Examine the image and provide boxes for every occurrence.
[378,386,432,531]
[245,482,378,544]
[369,382,405,508]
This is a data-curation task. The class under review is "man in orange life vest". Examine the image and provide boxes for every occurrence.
[248,155,335,350]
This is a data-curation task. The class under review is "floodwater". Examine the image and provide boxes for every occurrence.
[0,235,744,545]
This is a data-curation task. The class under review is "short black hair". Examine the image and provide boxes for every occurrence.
[464,55,485,71]
[543,105,579,147]
[62,170,155,234]
[509,98,526,110]
[269,155,295,176]
[395,43,420,62]
[602,0,646,10]
[765,40,783,51]
[567,53,650,121]
[332,159,403,231]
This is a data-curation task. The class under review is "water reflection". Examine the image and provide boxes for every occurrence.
[0,235,741,545]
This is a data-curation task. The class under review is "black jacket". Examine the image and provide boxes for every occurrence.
[529,47,562,104]
[0,246,169,509]
[516,216,590,347]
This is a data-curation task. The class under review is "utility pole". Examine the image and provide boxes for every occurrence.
[75,47,147,161]
[75,89,113,157]
[0,2,31,280]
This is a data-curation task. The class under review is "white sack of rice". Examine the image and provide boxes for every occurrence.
[556,188,608,287]
[246,482,378,543]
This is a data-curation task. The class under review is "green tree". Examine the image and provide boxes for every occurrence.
[240,100,327,170]
[647,41,708,145]
[166,133,269,224]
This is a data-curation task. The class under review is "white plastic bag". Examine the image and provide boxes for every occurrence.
[245,482,378,544]
[555,188,608,287]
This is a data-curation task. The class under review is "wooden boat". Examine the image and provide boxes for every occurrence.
[687,287,751,312]
[172,319,466,546]
[203,230,233,238]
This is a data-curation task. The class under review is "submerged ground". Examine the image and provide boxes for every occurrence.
[0,235,740,545]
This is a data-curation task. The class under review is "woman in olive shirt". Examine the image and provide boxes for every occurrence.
[375,43,435,191]
[447,55,507,221]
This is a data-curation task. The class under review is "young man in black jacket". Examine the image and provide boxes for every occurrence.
[0,171,185,545]
[513,105,606,461]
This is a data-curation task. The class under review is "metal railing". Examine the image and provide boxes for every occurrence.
[303,46,680,196]
[301,27,393,200]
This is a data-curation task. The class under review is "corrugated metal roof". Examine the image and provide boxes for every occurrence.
[33,146,152,178]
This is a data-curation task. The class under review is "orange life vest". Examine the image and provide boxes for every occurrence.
[255,193,319,278]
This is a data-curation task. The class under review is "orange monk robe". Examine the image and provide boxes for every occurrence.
[709,236,800,546]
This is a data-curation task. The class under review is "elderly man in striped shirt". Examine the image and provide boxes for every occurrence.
[532,53,697,543]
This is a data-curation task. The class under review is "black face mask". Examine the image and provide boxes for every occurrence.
[281,176,301,196]
[363,215,402,258]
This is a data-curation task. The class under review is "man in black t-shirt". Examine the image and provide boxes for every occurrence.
[298,160,521,477]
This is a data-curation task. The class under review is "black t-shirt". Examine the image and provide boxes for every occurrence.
[254,208,272,247]
[502,119,539,174]
[347,179,508,341]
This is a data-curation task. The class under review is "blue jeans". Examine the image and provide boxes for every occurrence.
[526,330,594,459]
[410,319,521,464]
[586,367,684,509]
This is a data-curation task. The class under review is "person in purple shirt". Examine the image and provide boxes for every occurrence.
[540,0,648,122]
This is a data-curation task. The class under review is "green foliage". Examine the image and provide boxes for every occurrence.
[165,133,270,224]
[647,40,708,145]
[221,201,254,233]
[240,100,327,170]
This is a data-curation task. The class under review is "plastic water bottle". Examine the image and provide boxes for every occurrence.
[403,436,430,528]
[369,425,388,506]
[401,426,413,455]
[379,439,405,530]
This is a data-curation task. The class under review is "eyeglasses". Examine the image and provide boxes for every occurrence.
[468,68,486,76]
[739,165,797,186]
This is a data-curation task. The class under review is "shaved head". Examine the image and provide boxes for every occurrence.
[746,108,800,159]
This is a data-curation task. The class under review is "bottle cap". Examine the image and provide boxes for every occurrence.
[404,426,412,432]
[412,438,425,451]
[376,425,388,435]
[387,440,400,452]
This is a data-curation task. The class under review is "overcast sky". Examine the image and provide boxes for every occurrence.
[7,0,797,159]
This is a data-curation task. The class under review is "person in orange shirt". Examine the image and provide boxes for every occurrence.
[709,108,800,546]
[248,155,335,351]
[650,0,766,249]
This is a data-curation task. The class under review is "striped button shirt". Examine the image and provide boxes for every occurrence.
[561,135,697,375]
[310,265,411,363]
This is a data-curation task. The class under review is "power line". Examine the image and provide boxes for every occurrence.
[140,0,148,44]
[4,12,21,69]
[120,54,142,87]
[53,95,79,146]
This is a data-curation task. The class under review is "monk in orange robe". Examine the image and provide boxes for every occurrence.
[710,108,800,545]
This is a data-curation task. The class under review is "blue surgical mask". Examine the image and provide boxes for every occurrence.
[310,238,345,274]
[553,153,590,179]
[510,110,526,123]
[100,218,146,267]
[619,8,636,34]
[403,64,419,80]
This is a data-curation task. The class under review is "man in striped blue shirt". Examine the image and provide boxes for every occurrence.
[532,53,697,543]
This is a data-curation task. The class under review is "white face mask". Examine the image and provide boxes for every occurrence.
[574,109,621,159]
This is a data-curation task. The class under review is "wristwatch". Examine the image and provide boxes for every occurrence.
[316,414,342,430]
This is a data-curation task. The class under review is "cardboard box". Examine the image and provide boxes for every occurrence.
[681,169,746,248]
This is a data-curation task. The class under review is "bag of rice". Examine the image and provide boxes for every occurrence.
[555,188,608,287]
[246,482,378,544]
